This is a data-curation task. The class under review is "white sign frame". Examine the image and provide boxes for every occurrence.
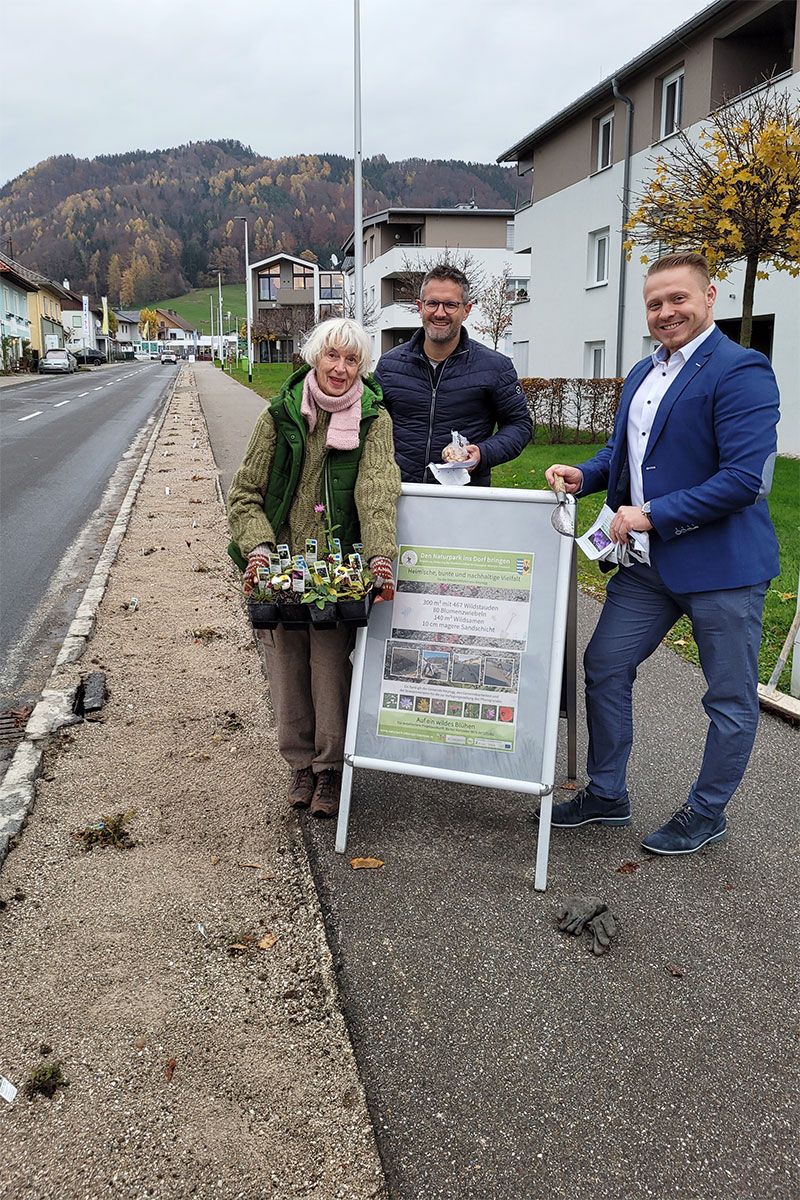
[335,483,575,890]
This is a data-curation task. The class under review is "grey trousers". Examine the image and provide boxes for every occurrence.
[256,622,356,772]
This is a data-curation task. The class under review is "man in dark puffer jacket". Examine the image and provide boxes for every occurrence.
[374,264,532,485]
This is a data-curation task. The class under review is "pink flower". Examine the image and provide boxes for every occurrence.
[314,504,325,514]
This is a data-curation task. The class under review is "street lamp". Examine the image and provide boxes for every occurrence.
[235,215,253,383]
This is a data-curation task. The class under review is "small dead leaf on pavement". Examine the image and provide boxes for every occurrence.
[209,855,220,865]
[666,965,684,978]
[165,1058,177,1081]
[237,862,264,870]
[192,627,219,643]
[617,861,641,874]
[559,781,577,791]
[258,933,278,950]
[350,857,384,870]
[136,1036,147,1051]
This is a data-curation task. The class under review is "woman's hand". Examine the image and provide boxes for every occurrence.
[369,556,395,603]
[243,544,272,595]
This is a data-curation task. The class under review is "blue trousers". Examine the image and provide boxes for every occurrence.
[584,562,768,817]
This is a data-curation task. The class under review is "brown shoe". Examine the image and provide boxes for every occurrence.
[287,766,315,808]
[310,769,341,818]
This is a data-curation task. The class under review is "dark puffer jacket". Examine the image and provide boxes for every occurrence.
[374,328,532,485]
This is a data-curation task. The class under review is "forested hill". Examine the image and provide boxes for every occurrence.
[0,139,518,304]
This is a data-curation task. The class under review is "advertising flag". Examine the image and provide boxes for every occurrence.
[101,296,109,335]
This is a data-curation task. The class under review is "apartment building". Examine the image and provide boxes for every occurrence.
[499,0,799,455]
[341,206,531,364]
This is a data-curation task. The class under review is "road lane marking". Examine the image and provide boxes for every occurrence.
[54,400,70,407]
[94,386,103,391]
[18,411,43,421]
[78,391,89,397]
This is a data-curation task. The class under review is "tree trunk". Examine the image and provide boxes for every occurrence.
[740,253,759,348]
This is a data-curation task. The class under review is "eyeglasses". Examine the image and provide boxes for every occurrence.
[421,299,462,313]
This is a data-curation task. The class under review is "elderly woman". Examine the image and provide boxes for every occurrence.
[227,318,400,818]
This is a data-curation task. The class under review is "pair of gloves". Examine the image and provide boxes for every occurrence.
[556,896,618,956]
[244,546,394,603]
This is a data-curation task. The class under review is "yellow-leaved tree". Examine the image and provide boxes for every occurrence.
[624,87,800,348]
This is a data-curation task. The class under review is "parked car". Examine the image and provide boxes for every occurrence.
[38,348,77,374]
[160,352,178,365]
[74,348,107,365]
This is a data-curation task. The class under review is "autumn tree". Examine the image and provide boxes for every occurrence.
[625,86,800,347]
[139,307,158,338]
[107,254,123,305]
[395,249,487,312]
[472,263,514,350]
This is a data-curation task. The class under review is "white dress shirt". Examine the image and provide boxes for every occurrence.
[626,323,716,508]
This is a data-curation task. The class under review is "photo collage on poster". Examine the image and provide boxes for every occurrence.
[377,546,533,753]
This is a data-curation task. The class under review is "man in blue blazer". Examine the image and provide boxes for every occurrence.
[545,252,780,855]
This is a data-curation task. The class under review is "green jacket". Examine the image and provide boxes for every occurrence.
[228,365,397,569]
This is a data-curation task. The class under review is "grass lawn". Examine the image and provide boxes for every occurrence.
[156,286,247,333]
[494,444,799,692]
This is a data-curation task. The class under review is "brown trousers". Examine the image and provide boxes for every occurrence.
[256,622,356,772]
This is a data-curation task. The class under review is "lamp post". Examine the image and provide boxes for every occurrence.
[234,215,253,382]
[353,0,364,323]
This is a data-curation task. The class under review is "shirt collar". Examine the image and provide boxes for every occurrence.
[651,322,716,368]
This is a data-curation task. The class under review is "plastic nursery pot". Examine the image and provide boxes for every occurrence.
[307,601,339,630]
[277,602,309,630]
[336,593,374,627]
[248,600,281,630]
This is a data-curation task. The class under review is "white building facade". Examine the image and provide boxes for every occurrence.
[500,0,800,455]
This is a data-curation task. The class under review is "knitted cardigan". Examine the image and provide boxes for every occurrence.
[227,373,400,565]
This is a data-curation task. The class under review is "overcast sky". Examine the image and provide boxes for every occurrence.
[1,0,708,188]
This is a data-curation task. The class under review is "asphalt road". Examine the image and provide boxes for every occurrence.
[0,363,175,709]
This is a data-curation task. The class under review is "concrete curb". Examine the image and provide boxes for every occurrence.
[0,373,180,870]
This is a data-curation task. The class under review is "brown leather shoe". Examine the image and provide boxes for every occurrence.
[310,769,341,818]
[287,766,315,808]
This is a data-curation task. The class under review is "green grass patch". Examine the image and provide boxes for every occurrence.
[155,285,247,333]
[494,445,799,691]
[225,360,293,401]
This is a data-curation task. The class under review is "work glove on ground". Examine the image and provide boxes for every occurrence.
[370,556,395,603]
[586,909,618,956]
[243,544,273,595]
[556,896,607,936]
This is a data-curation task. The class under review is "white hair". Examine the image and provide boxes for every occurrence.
[301,318,371,376]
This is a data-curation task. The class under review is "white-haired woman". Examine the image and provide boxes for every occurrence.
[228,318,400,818]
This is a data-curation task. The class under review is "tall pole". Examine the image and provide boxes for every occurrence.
[353,0,364,323]
[209,295,214,360]
[236,216,253,382]
[218,272,224,366]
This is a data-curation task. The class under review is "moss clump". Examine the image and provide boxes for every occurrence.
[25,1062,70,1099]
[73,809,136,852]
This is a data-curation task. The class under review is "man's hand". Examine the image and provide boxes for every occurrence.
[545,464,583,494]
[608,505,652,544]
[463,444,481,472]
[370,556,395,603]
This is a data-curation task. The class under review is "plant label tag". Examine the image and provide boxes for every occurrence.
[315,562,331,583]
[290,569,305,593]
[255,567,270,586]
[268,553,282,574]
[276,544,291,566]
[305,539,318,563]
[352,542,363,555]
[348,553,363,572]
[0,1076,17,1104]
[330,538,342,557]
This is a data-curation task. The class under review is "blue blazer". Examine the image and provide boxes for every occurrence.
[577,327,780,592]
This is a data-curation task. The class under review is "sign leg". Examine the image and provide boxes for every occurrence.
[534,792,553,891]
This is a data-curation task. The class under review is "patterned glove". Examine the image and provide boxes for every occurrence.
[369,556,395,603]
[243,543,272,595]
[586,909,618,956]
[556,896,607,936]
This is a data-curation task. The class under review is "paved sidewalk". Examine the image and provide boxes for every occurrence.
[196,364,799,1200]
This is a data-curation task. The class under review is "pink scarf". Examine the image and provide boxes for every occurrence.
[301,369,363,450]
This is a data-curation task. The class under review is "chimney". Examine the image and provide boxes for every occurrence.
[63,279,70,289]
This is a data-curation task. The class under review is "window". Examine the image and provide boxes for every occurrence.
[319,272,343,301]
[586,341,606,378]
[72,314,82,327]
[506,277,530,302]
[588,228,610,286]
[596,112,614,171]
[258,264,281,301]
[292,264,314,290]
[506,221,515,251]
[660,68,684,138]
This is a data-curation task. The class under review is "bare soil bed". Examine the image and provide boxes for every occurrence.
[0,369,386,1200]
